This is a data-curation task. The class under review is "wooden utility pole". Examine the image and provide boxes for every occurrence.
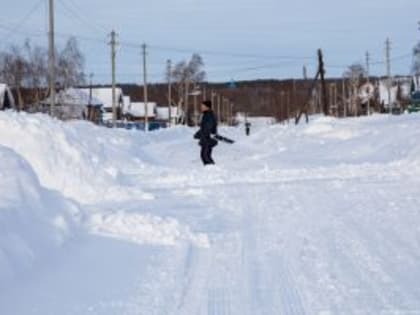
[230,102,234,126]
[286,91,290,124]
[217,94,221,124]
[295,49,328,124]
[342,78,347,117]
[193,90,198,126]
[279,91,283,123]
[385,38,392,114]
[225,98,229,125]
[48,0,56,116]
[366,51,371,115]
[184,80,189,125]
[110,30,117,127]
[167,59,172,126]
[318,49,329,115]
[142,43,149,131]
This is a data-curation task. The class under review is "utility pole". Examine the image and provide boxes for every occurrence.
[142,43,149,131]
[342,77,347,118]
[230,102,234,126]
[89,73,93,105]
[286,91,290,124]
[217,94,221,124]
[385,38,392,115]
[318,49,329,116]
[48,0,55,116]
[279,91,283,123]
[110,30,117,127]
[366,51,371,115]
[167,59,172,126]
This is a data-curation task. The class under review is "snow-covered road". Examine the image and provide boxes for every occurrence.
[1,113,420,314]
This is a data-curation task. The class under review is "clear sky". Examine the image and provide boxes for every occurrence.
[1,0,420,84]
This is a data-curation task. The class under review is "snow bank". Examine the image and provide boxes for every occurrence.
[0,112,153,204]
[0,145,81,286]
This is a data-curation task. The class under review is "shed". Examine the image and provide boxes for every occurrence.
[124,102,157,121]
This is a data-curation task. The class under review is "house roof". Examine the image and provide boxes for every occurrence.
[77,87,123,109]
[125,102,157,118]
[155,106,182,120]
[42,88,103,107]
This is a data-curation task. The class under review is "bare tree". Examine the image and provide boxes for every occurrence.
[24,40,48,105]
[56,37,86,88]
[0,45,27,109]
[171,53,206,123]
[343,63,366,115]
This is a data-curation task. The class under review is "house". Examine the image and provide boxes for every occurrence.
[124,102,157,121]
[155,106,183,125]
[0,84,15,110]
[41,88,103,122]
[77,87,124,122]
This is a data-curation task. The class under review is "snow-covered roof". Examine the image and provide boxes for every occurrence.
[125,102,156,118]
[78,88,123,109]
[42,88,103,107]
[155,106,182,120]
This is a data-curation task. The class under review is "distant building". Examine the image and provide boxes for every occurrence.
[155,106,183,125]
[377,77,412,112]
[41,88,103,122]
[0,84,15,110]
[124,102,157,121]
[77,87,124,122]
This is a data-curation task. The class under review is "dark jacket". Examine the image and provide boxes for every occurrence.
[194,110,218,147]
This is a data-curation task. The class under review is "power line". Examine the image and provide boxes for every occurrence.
[56,0,108,34]
[0,0,44,42]
[148,44,314,60]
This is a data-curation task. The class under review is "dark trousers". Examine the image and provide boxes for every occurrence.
[200,144,215,165]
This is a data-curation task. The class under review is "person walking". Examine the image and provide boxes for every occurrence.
[194,100,218,165]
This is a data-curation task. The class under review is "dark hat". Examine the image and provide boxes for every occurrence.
[201,100,212,109]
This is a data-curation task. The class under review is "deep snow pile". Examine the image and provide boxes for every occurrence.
[0,145,80,287]
[0,111,155,204]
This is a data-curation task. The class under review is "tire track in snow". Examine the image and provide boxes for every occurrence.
[239,187,306,315]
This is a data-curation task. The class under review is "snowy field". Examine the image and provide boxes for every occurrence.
[1,111,420,315]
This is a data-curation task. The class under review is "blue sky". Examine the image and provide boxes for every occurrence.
[1,0,420,83]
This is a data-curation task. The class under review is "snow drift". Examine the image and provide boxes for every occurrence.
[0,111,154,204]
[0,145,81,287]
